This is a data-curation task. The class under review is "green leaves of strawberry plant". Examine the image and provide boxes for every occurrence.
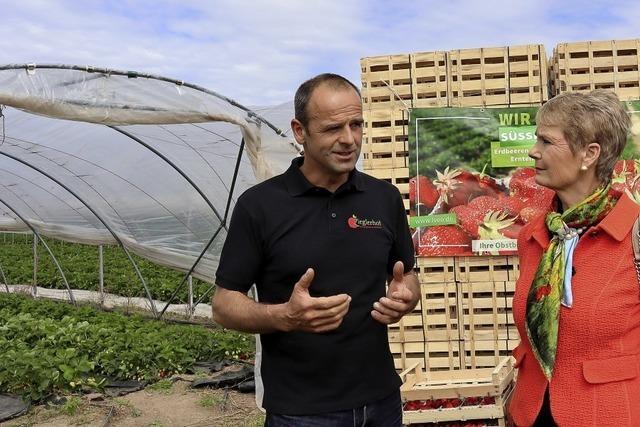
[0,293,254,402]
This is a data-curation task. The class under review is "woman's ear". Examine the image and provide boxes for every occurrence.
[582,142,601,169]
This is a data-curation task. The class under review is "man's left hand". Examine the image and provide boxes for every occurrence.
[371,261,420,325]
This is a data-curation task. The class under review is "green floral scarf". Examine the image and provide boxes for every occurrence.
[525,184,620,379]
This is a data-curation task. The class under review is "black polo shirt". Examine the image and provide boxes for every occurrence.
[215,156,415,415]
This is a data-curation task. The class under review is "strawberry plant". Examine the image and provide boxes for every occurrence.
[0,235,213,303]
[0,293,254,401]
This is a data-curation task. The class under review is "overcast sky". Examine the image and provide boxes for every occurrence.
[0,0,639,107]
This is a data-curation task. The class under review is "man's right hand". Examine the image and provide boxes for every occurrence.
[281,268,351,333]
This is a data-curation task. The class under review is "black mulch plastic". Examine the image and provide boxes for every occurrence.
[0,394,29,422]
[103,379,147,397]
[191,365,254,391]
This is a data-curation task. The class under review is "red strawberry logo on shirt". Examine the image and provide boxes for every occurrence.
[347,215,358,229]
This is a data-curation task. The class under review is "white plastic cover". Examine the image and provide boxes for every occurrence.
[0,65,300,284]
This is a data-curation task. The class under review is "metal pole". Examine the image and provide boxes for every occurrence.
[99,245,104,305]
[32,233,38,295]
[1,199,75,304]
[160,138,247,318]
[188,275,193,318]
[0,261,9,292]
[0,151,157,316]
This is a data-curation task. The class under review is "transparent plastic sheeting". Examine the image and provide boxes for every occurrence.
[0,65,300,283]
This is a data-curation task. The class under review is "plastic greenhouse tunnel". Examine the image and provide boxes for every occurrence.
[0,64,301,319]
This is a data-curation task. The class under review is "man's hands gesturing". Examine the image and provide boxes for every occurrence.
[281,268,351,333]
[371,261,419,325]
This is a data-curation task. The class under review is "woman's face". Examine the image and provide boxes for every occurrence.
[529,124,585,192]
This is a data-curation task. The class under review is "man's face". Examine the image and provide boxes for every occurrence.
[292,83,363,184]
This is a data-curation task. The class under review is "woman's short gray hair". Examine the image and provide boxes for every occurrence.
[536,90,631,183]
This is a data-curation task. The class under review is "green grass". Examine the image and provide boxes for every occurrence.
[147,379,174,394]
[198,393,222,408]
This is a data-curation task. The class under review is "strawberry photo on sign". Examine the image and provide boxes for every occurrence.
[408,103,640,257]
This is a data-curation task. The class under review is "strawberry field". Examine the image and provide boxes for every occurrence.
[0,292,253,402]
[0,233,212,302]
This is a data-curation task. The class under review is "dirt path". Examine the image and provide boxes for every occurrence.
[1,375,264,427]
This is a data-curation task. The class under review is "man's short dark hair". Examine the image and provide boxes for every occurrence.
[294,73,361,128]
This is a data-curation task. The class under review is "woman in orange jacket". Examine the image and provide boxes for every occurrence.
[509,90,640,426]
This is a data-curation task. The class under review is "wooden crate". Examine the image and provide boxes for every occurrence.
[506,256,520,281]
[389,309,425,344]
[454,256,514,282]
[461,338,520,370]
[390,341,427,372]
[410,51,450,108]
[416,256,456,284]
[400,357,515,425]
[390,340,464,372]
[362,108,410,169]
[448,44,548,107]
[552,38,640,100]
[424,340,464,371]
[360,54,413,110]
[421,281,460,342]
[458,281,516,342]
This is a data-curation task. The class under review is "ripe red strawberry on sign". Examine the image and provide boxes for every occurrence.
[450,204,484,239]
[434,167,504,210]
[510,173,555,211]
[418,225,473,256]
[468,195,503,217]
[434,167,482,209]
[409,175,439,210]
[499,194,526,217]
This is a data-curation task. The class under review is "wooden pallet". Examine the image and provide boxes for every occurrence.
[552,38,640,100]
[400,356,515,425]
[448,44,548,107]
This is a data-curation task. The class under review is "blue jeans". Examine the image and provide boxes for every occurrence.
[264,389,402,427]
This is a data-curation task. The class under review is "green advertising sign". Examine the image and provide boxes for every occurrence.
[490,141,535,168]
[407,102,640,257]
[409,107,539,179]
[409,213,457,228]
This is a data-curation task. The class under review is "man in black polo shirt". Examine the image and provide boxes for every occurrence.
[213,73,419,426]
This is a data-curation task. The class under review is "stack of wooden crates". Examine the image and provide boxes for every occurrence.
[361,38,640,426]
[551,39,640,100]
